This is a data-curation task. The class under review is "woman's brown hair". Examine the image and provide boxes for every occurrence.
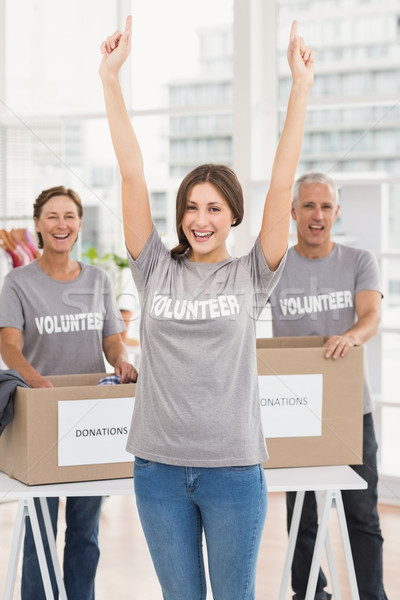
[33,186,83,249]
[170,164,244,259]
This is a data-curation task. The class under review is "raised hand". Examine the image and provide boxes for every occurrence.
[287,21,314,89]
[99,15,132,80]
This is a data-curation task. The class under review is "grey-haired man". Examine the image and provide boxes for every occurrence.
[269,172,387,600]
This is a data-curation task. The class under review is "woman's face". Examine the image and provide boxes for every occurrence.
[181,182,235,263]
[35,195,82,254]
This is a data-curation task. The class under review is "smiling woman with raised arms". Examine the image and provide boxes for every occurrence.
[99,15,314,600]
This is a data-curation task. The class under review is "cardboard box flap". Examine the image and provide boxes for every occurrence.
[16,379,136,403]
[256,336,327,350]
[46,373,108,388]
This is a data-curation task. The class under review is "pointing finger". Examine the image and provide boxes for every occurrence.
[125,14,132,36]
[289,20,298,43]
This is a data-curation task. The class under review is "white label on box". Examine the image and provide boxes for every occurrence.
[58,397,135,466]
[259,374,323,438]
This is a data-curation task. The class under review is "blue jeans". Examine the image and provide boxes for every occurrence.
[21,496,103,600]
[134,459,267,600]
[286,413,388,600]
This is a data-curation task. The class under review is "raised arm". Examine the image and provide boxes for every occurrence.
[260,21,314,270]
[99,16,153,259]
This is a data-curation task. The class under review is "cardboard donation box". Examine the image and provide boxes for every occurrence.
[257,337,364,469]
[0,373,136,485]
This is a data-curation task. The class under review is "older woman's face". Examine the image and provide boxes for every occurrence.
[35,195,82,254]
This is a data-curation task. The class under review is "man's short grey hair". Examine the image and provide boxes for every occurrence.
[292,172,339,206]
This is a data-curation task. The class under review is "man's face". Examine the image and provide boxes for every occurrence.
[291,182,340,253]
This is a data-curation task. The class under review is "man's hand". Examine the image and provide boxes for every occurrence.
[323,334,356,359]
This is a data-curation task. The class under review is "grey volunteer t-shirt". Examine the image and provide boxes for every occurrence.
[126,225,286,467]
[0,261,125,375]
[269,244,382,414]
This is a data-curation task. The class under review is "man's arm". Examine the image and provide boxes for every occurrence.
[323,289,381,359]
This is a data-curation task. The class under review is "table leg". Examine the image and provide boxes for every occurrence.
[2,497,68,600]
[27,498,56,600]
[334,491,360,600]
[308,490,360,600]
[39,498,67,600]
[316,491,341,600]
[279,490,305,600]
[305,491,333,600]
[3,499,27,600]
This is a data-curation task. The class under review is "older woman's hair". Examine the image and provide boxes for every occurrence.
[33,186,83,249]
[292,172,338,207]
